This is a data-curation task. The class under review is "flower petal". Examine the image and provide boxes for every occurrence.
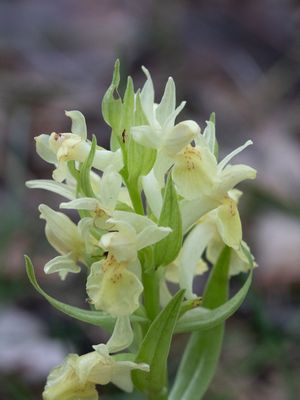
[56,135,89,163]
[106,316,134,353]
[98,169,122,211]
[218,140,253,171]
[76,349,112,386]
[131,125,161,149]
[52,161,68,183]
[229,241,256,275]
[111,360,149,393]
[77,217,100,254]
[99,220,137,262]
[111,211,153,233]
[202,120,216,154]
[206,239,256,276]
[140,66,156,125]
[65,110,87,140]
[44,253,80,280]
[42,354,98,400]
[180,196,219,233]
[86,258,143,316]
[162,120,200,157]
[35,134,56,164]
[179,223,213,299]
[217,164,257,194]
[26,179,76,200]
[142,170,163,219]
[155,77,176,126]
[39,204,84,257]
[136,224,172,250]
[93,148,123,172]
[172,145,217,199]
[152,151,174,186]
[215,199,242,250]
[164,101,186,131]
[60,198,100,211]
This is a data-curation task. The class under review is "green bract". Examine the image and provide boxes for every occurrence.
[26,60,256,400]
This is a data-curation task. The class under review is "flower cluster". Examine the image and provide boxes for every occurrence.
[27,61,256,399]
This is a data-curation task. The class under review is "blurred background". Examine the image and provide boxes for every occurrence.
[1,0,300,399]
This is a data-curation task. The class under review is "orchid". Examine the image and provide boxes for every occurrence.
[26,61,256,400]
[175,190,255,298]
[99,210,172,262]
[35,110,123,182]
[60,168,123,229]
[39,204,86,279]
[131,67,193,157]
[131,68,201,218]
[42,343,149,400]
[173,136,256,202]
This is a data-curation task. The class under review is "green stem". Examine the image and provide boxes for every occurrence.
[142,269,160,321]
[126,179,144,215]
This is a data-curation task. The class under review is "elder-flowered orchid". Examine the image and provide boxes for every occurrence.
[160,256,208,306]
[131,67,194,156]
[86,253,143,351]
[35,110,123,182]
[27,62,257,400]
[60,168,123,229]
[39,204,99,279]
[87,254,142,317]
[88,210,171,346]
[173,129,256,203]
[177,128,256,232]
[207,238,256,276]
[177,190,254,298]
[131,68,201,218]
[99,210,172,263]
[87,211,171,350]
[42,343,149,400]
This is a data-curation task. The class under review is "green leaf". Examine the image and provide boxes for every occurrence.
[170,246,231,400]
[118,77,134,176]
[101,59,123,136]
[67,160,80,183]
[115,201,135,213]
[79,135,96,197]
[139,246,155,273]
[175,267,252,333]
[154,175,182,267]
[122,76,135,133]
[110,131,120,152]
[127,137,156,185]
[134,91,148,125]
[24,256,146,330]
[121,88,156,187]
[132,290,185,397]
[210,111,215,125]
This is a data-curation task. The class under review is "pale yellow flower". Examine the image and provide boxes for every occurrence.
[39,204,98,279]
[86,254,143,318]
[99,210,172,263]
[35,110,123,182]
[43,344,149,400]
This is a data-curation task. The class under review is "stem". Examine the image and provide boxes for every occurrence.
[142,269,160,321]
[126,179,144,215]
